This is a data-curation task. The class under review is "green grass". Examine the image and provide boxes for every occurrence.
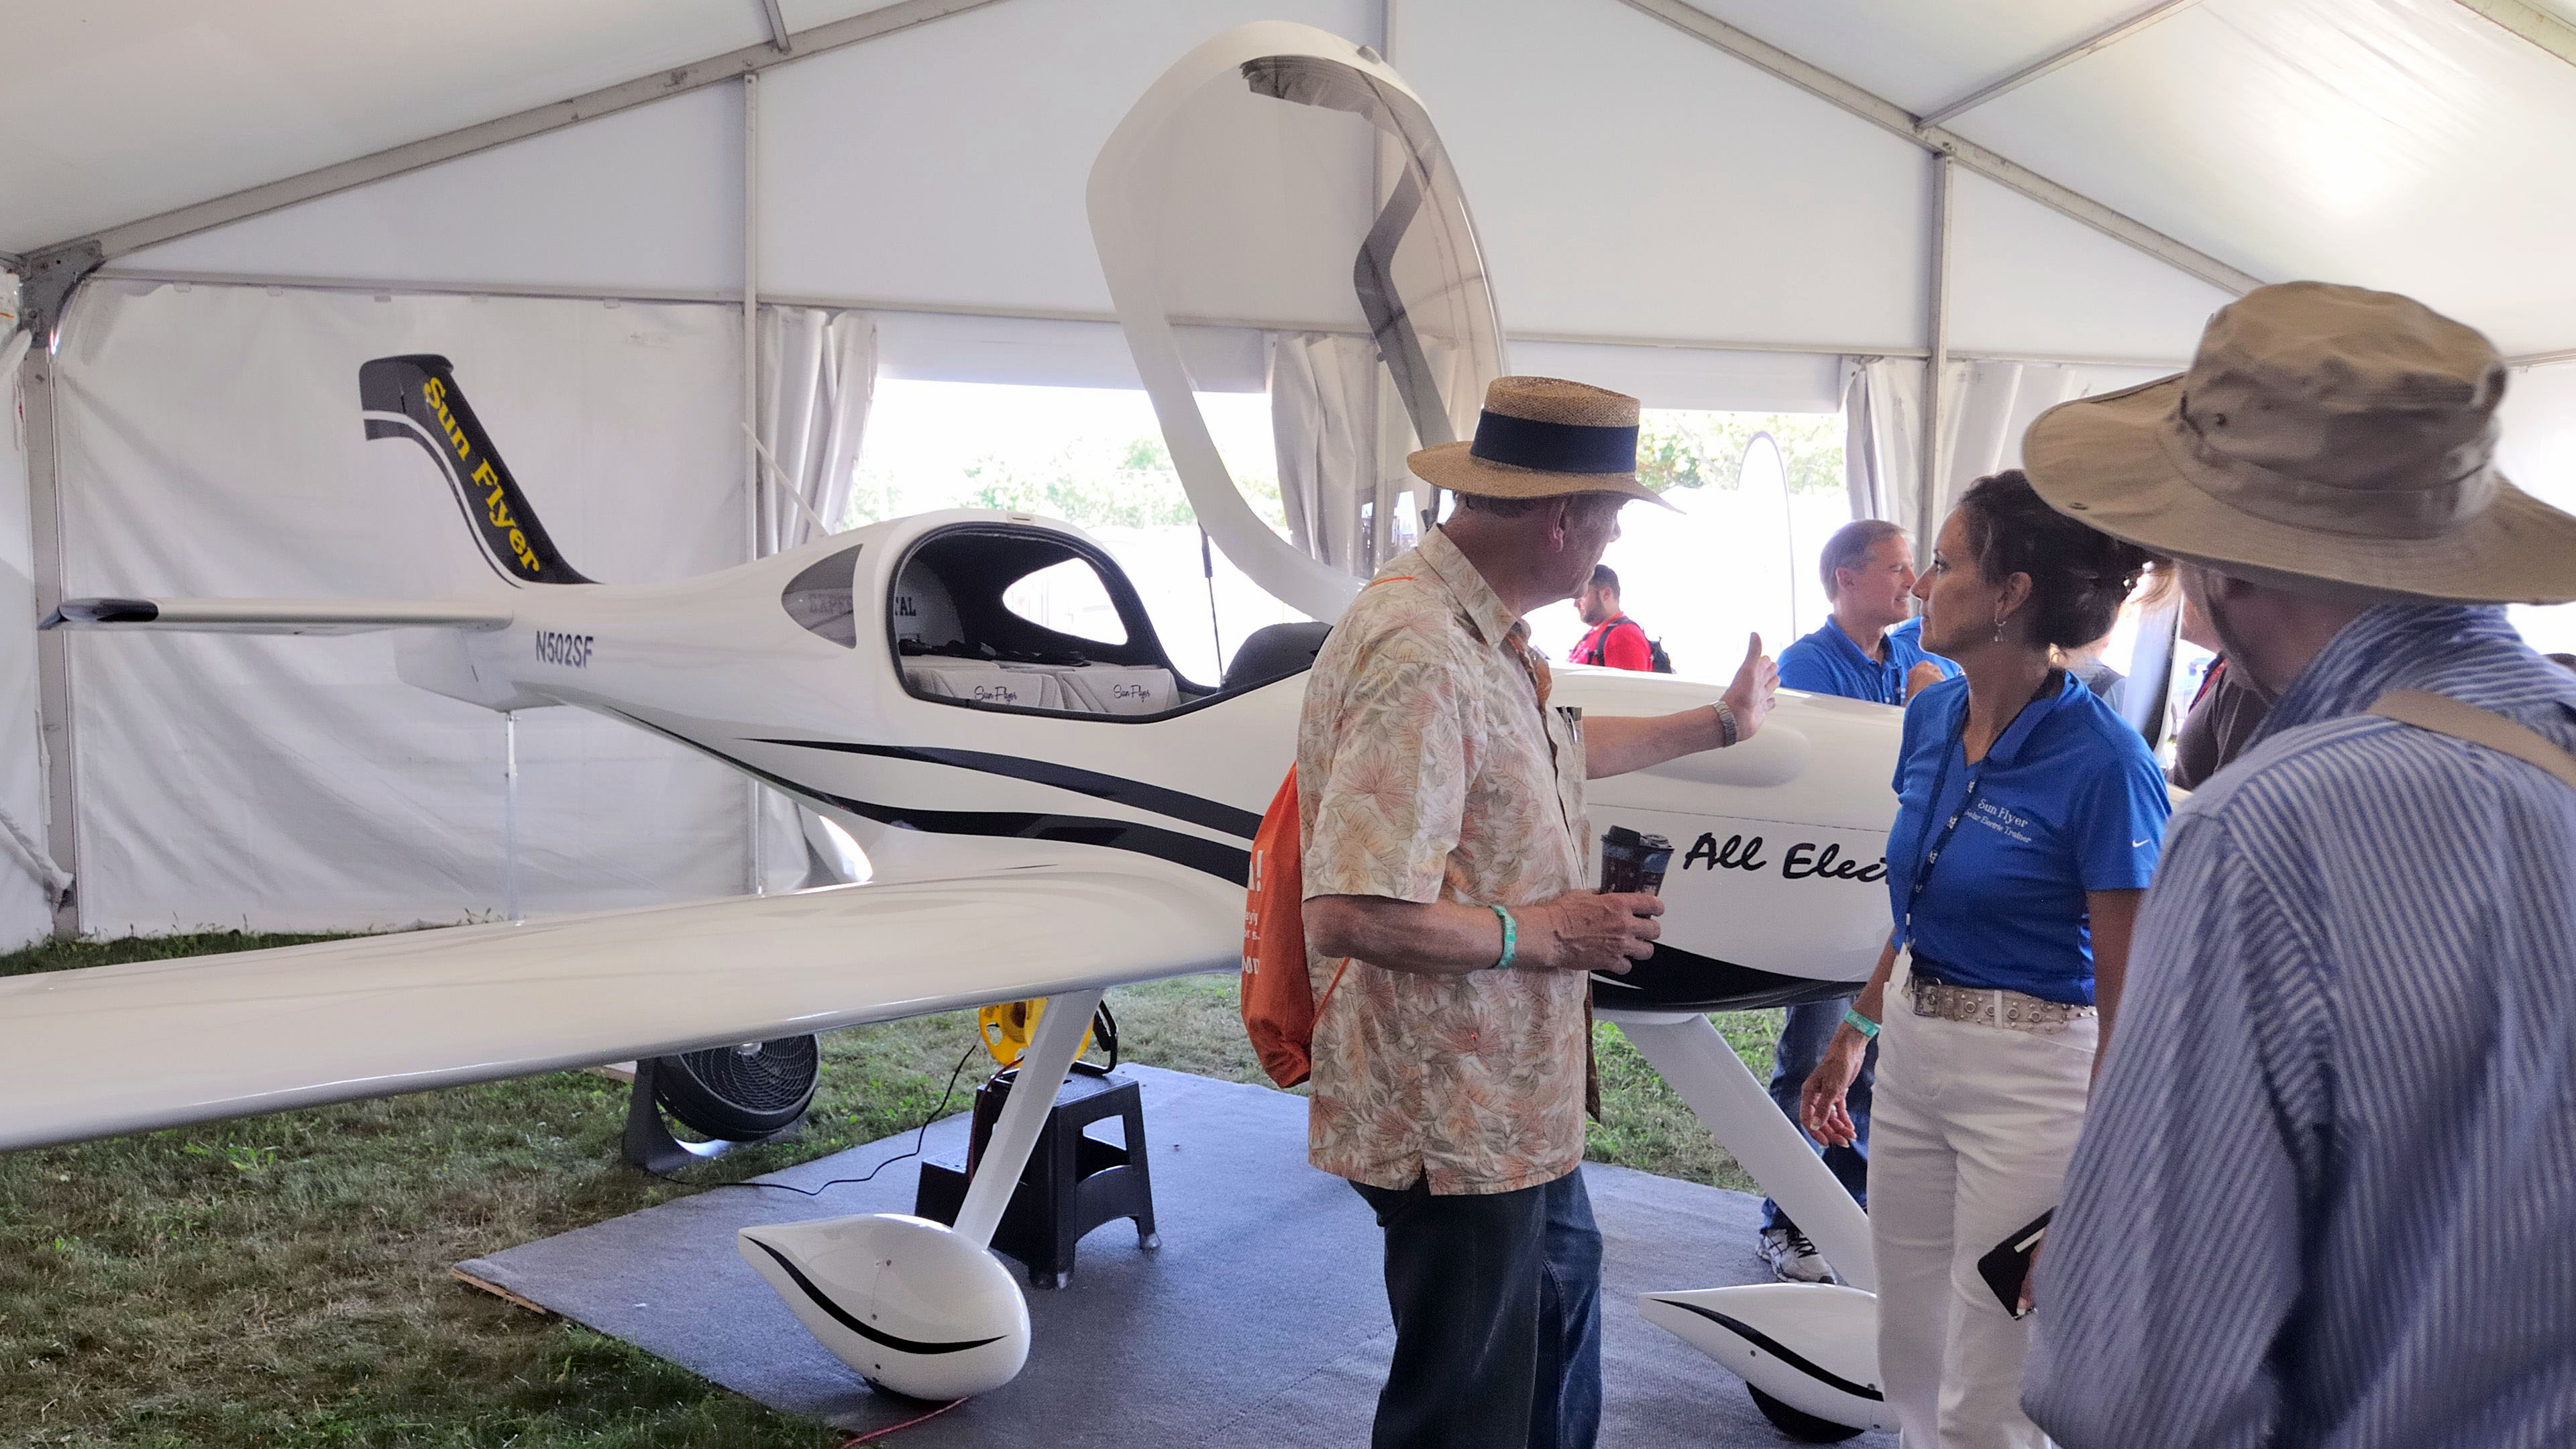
[0,928,358,978]
[0,934,1784,1446]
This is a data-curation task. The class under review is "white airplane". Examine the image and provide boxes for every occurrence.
[5,24,1907,1439]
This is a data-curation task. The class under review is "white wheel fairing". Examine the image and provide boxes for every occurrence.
[739,1214,1030,1400]
[1638,1284,1890,1433]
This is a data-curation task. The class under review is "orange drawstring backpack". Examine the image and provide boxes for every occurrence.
[1239,768,1348,1089]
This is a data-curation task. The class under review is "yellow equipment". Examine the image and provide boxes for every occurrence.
[976,998,1095,1067]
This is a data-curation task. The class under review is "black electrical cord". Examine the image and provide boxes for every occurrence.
[1091,998,1120,1071]
[699,1042,980,1198]
[697,1002,1121,1199]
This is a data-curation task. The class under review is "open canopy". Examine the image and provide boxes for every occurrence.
[1089,23,1502,623]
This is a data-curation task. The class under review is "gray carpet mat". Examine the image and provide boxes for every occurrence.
[459,1064,1891,1445]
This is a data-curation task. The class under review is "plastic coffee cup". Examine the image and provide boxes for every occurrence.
[1599,826,1674,896]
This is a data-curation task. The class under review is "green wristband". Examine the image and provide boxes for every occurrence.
[1842,1006,1880,1040]
[1488,904,1517,971]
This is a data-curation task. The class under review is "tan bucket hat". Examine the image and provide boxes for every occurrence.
[2023,280,2576,605]
[1409,376,1670,506]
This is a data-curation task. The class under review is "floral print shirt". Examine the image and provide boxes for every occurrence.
[1297,527,1591,1195]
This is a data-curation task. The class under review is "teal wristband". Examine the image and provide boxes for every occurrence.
[1487,904,1517,971]
[1842,1006,1880,1040]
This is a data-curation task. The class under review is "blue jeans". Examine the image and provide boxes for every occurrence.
[1350,1167,1602,1449]
[1761,996,1876,1232]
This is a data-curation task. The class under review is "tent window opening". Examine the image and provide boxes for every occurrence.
[1525,408,1847,679]
[851,378,1305,685]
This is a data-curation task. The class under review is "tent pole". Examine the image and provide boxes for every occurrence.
[1617,0,2261,297]
[2454,0,2576,68]
[24,341,79,941]
[15,0,1021,270]
[1916,0,2206,129]
[19,250,100,941]
[1918,156,1952,565]
[743,72,767,899]
[758,0,795,54]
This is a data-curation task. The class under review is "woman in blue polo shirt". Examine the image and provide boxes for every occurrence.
[1801,470,2168,1449]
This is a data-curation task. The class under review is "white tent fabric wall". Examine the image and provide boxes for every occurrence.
[1267,331,1471,586]
[1268,331,1375,575]
[53,281,759,934]
[1839,356,2167,545]
[1937,358,2173,522]
[1841,357,1926,529]
[1512,341,1845,417]
[2500,360,2576,657]
[753,304,876,888]
[0,337,61,949]
[755,308,874,558]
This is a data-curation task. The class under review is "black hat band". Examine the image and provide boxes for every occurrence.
[1469,409,1638,474]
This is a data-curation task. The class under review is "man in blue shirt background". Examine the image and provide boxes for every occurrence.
[1756,519,1960,1281]
[1777,521,1957,706]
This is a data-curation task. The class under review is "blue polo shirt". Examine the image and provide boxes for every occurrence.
[1778,616,1959,706]
[1883,672,2169,1004]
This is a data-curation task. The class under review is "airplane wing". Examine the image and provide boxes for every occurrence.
[43,596,515,634]
[0,853,1238,1152]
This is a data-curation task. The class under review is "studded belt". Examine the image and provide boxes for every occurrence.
[1904,972,2096,1035]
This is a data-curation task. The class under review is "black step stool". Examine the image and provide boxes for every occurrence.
[913,1065,1159,1289]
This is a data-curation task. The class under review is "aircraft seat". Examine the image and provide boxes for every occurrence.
[1002,662,1177,716]
[1223,622,1330,690]
[1054,663,1176,715]
[902,661,1064,710]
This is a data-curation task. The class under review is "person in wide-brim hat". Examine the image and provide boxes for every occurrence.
[2021,279,2576,604]
[1409,375,1674,507]
[2017,282,2576,1448]
[1296,372,1770,1449]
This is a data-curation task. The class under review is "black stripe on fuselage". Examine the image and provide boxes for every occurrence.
[1595,945,1868,1014]
[747,1240,1006,1356]
[829,796,1250,885]
[603,711,1251,885]
[751,738,1262,841]
[1649,1298,1886,1403]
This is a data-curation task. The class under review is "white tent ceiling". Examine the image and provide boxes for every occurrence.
[5,0,2574,949]
[8,0,2574,358]
[0,0,908,252]
[1599,0,2576,356]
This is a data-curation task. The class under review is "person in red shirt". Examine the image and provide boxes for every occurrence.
[1568,565,1654,670]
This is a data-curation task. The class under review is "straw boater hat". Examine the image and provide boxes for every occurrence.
[2023,280,2576,605]
[1409,376,1671,506]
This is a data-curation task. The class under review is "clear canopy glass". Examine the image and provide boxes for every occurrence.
[1095,28,1504,621]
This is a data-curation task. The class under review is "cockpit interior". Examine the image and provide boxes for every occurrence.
[841,524,1328,719]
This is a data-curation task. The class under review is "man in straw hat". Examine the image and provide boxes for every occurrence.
[2015,282,2576,1447]
[1298,376,1778,1448]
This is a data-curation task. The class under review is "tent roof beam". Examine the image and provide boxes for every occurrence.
[1619,0,2263,297]
[2453,0,2576,68]
[17,0,1015,278]
[1917,0,2205,129]
[758,0,796,54]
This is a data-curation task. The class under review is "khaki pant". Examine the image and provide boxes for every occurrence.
[1870,969,2097,1449]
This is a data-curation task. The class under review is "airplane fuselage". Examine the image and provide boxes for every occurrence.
[400,508,1908,1012]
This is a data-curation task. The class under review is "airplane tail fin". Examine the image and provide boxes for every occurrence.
[358,355,594,586]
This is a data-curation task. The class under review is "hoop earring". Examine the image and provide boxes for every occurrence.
[1992,612,2008,643]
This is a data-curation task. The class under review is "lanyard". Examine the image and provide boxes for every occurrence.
[1900,727,1983,945]
[1903,674,2062,942]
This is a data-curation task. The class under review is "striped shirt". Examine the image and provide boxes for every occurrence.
[2025,604,2576,1449]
